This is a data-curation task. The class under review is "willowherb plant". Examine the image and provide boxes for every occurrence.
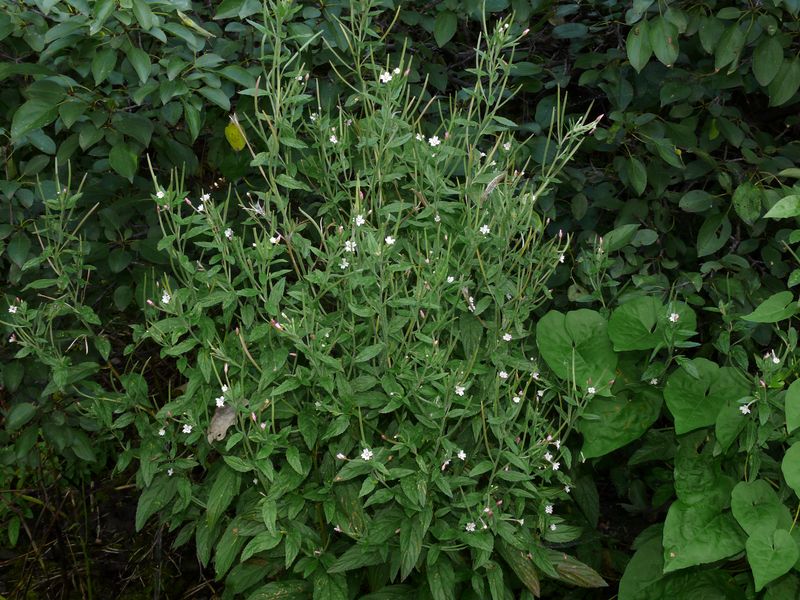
[122,2,605,597]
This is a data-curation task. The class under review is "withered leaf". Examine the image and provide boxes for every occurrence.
[207,405,236,444]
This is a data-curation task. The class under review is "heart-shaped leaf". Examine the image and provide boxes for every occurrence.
[746,529,799,591]
[731,480,792,536]
[742,291,797,323]
[662,501,745,572]
[579,387,662,458]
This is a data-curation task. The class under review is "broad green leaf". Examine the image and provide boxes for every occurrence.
[400,511,427,579]
[354,343,385,363]
[427,555,457,600]
[768,58,800,107]
[786,380,800,434]
[579,387,662,458]
[781,442,800,498]
[91,47,116,85]
[698,16,724,54]
[132,0,155,30]
[742,291,797,323]
[6,402,36,431]
[198,86,230,110]
[696,214,731,257]
[679,189,714,213]
[608,296,663,350]
[207,465,240,529]
[241,530,282,561]
[764,195,800,219]
[214,0,262,20]
[135,475,177,531]
[747,529,798,592]
[11,99,59,140]
[433,11,457,48]
[553,23,589,39]
[496,540,539,597]
[225,121,246,151]
[545,549,608,588]
[663,358,749,434]
[714,23,745,72]
[626,19,652,72]
[753,36,783,86]
[662,500,745,572]
[604,224,639,251]
[649,17,679,67]
[109,144,139,181]
[536,309,617,392]
[7,233,31,268]
[731,182,762,225]
[127,47,151,84]
[714,400,747,453]
[628,156,647,195]
[731,480,792,537]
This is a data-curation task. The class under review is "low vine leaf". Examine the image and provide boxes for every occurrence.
[786,380,800,434]
[608,296,663,351]
[627,19,652,73]
[664,358,750,434]
[433,11,457,48]
[662,500,745,572]
[731,182,762,225]
[763,195,800,219]
[245,580,312,600]
[579,386,662,458]
[742,291,797,323]
[714,400,747,453]
[781,442,800,498]
[536,309,617,393]
[746,529,799,592]
[731,480,792,537]
[648,16,679,67]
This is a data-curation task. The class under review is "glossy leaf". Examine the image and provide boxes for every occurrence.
[627,19,652,72]
[649,17,679,67]
[753,36,783,86]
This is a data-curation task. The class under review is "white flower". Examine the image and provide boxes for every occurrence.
[224,228,233,240]
[416,133,424,141]
[336,453,347,460]
[158,428,166,437]
[333,525,342,532]
[552,462,560,471]
[221,384,229,393]
[339,258,349,269]
[270,235,280,244]
[215,396,225,408]
[441,459,451,471]
[330,134,338,144]
[564,485,571,493]
[200,193,210,202]
[167,468,174,476]
[465,522,476,533]
[379,71,393,83]
[161,292,171,304]
[669,312,680,323]
[587,386,596,395]
[393,67,400,75]
[502,333,512,342]
[457,449,467,461]
[360,448,374,461]
[544,452,553,462]
[428,135,441,147]
[499,371,509,380]
[310,112,318,121]
[345,240,357,253]
[8,305,17,314]
[479,224,490,235]
[739,405,751,415]
[503,142,511,151]
[554,440,561,450]
[513,395,521,404]
[182,424,193,434]
[558,253,565,263]
[355,214,365,226]
[649,378,658,385]
[550,523,557,531]
[385,235,396,246]
[447,276,455,283]
[533,372,540,380]
[197,203,205,213]
[768,350,780,364]
[434,214,441,223]
[537,390,545,398]
[156,190,165,199]
[455,385,466,396]
[545,504,553,514]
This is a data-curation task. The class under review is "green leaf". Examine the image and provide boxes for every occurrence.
[753,36,783,86]
[747,529,799,592]
[782,442,800,498]
[246,580,312,600]
[714,23,745,72]
[286,446,303,474]
[732,182,762,225]
[427,555,457,600]
[6,402,36,431]
[207,465,240,529]
[664,358,749,435]
[354,343,385,363]
[433,11,457,48]
[127,47,151,84]
[7,233,31,268]
[662,501,745,572]
[649,17,679,67]
[328,544,384,573]
[400,511,427,579]
[198,86,230,111]
[731,480,792,537]
[579,387,662,458]
[696,214,731,257]
[604,224,640,251]
[679,190,714,213]
[742,291,797,323]
[91,47,117,85]
[132,0,155,30]
[11,99,59,140]
[241,530,282,561]
[627,19,652,73]
[608,296,663,351]
[768,58,800,107]
[135,476,177,531]
[109,144,139,181]
[536,309,617,392]
[628,156,647,195]
[786,381,800,434]
[545,549,608,588]
[764,195,800,219]
[496,540,539,597]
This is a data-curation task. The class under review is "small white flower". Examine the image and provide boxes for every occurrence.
[156,190,165,199]
[447,276,455,283]
[544,452,553,462]
[441,459,451,471]
[502,333,512,342]
[334,525,342,532]
[434,213,441,223]
[564,485,571,493]
[182,424,193,434]
[224,228,233,240]
[552,462,560,471]
[197,203,205,213]
[428,135,441,147]
[221,385,229,393]
[503,142,511,151]
[385,235,396,246]
[416,133,424,141]
[558,253,565,263]
[769,350,780,365]
[533,372,540,380]
[345,240,357,253]
[499,371,509,380]
[554,440,561,450]
[739,405,751,415]
[339,258,349,269]
[465,522,476,533]
[161,292,171,304]
[167,468,174,476]
[669,312,680,323]
[545,504,554,514]
[587,386,596,395]
[330,134,338,144]
[310,112,318,121]
[537,390,545,398]
[158,428,166,437]
[379,71,393,83]
[457,449,467,461]
[393,67,400,75]
[513,395,521,404]
[296,75,303,81]
[355,214,365,226]
[215,396,225,408]
[550,523,557,531]
[479,224,490,235]
[360,448,374,461]
[336,453,347,460]
[649,378,658,385]
[455,385,466,396]
[270,235,280,244]
[8,305,17,314]
[200,193,210,202]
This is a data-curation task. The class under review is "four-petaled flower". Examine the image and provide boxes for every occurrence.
[479,224,490,235]
[544,452,553,462]
[564,485,571,493]
[545,504,554,514]
[330,134,338,144]
[360,448,374,461]
[161,292,171,304]
[502,333,512,341]
[201,193,210,202]
[182,424,193,434]
[224,228,233,240]
[669,312,680,323]
[156,190,165,199]
[739,405,751,415]
[158,428,166,436]
[550,523,557,531]
[8,305,17,314]
[215,396,225,408]
[465,522,476,532]
[345,240,357,253]
[416,133,424,141]
[454,385,466,396]
[499,371,509,379]
[649,378,658,385]
[457,449,467,461]
[503,142,512,151]
[447,276,455,283]
[379,71,393,83]
[552,462,560,471]
[167,468,174,476]
[587,386,596,395]
[336,453,347,460]
[355,214,365,226]
[385,235,396,246]
[428,135,441,147]
[270,234,280,244]
[339,258,349,269]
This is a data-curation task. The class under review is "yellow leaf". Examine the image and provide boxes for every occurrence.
[225,122,246,152]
